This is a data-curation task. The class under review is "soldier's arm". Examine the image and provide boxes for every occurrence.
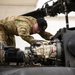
[21,35,37,44]
[39,31,53,40]
[17,26,37,44]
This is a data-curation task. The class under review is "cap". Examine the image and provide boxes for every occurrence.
[37,18,47,31]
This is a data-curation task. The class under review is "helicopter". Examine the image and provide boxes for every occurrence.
[0,0,75,75]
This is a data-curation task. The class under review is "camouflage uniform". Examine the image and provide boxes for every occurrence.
[0,16,52,46]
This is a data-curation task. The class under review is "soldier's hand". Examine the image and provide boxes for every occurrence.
[35,42,42,46]
[49,36,54,40]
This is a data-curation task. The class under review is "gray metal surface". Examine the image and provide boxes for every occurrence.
[0,67,75,75]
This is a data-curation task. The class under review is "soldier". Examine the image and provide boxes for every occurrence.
[0,16,53,46]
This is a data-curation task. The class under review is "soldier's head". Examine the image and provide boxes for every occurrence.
[32,18,47,34]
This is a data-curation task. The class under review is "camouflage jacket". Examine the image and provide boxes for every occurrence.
[0,16,52,44]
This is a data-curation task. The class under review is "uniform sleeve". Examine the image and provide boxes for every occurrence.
[39,31,53,40]
[21,35,37,44]
[17,24,37,44]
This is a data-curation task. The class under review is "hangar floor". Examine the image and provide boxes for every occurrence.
[0,66,75,75]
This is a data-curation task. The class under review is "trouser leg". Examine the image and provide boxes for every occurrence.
[0,26,16,46]
[0,26,7,45]
[0,26,7,63]
[0,25,16,63]
[6,35,16,47]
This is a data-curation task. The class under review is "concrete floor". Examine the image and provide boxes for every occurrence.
[0,66,75,75]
